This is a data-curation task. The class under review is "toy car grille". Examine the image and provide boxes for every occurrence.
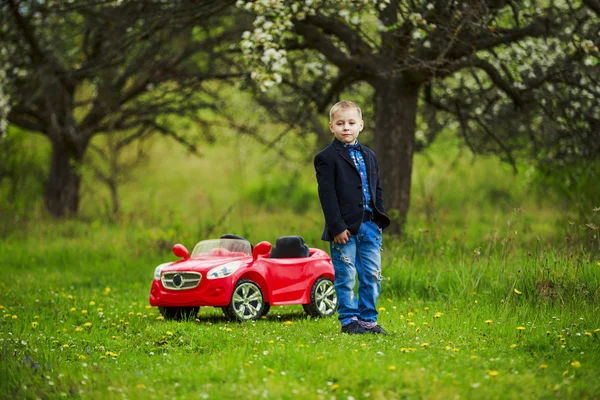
[161,272,201,290]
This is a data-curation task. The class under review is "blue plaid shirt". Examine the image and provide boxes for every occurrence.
[344,141,373,214]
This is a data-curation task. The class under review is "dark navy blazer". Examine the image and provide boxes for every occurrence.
[314,139,391,241]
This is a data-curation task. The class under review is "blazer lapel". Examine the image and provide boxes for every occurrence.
[333,139,358,171]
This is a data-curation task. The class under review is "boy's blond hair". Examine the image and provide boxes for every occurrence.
[329,101,362,121]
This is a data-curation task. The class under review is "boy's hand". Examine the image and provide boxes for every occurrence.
[333,229,351,245]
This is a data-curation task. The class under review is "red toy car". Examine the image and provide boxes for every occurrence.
[149,235,338,321]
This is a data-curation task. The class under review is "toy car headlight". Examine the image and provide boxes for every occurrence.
[154,263,171,280]
[207,261,243,280]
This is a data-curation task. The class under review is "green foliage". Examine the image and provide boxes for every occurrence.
[531,161,600,219]
[0,129,48,229]
[244,171,317,214]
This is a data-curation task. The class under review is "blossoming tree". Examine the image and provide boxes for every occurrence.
[1,0,238,217]
[238,0,599,234]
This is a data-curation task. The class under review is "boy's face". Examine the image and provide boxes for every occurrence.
[329,108,363,144]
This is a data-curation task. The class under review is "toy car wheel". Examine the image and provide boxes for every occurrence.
[225,279,266,322]
[223,302,270,320]
[303,277,337,318]
[158,306,199,320]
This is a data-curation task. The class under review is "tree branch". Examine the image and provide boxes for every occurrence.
[470,57,524,107]
[303,14,375,58]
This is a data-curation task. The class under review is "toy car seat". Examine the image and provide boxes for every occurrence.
[220,233,253,250]
[269,236,310,258]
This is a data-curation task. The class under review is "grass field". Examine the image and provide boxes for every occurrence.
[1,134,599,399]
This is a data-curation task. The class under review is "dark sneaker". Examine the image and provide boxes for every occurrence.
[367,325,389,335]
[341,321,368,334]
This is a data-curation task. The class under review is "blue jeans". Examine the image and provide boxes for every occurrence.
[330,221,383,327]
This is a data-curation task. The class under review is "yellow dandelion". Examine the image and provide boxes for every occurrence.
[79,355,86,360]
[62,344,69,348]
[570,361,581,368]
[284,321,293,325]
[595,328,600,332]
[156,316,164,321]
[510,344,517,349]
[546,330,551,335]
[31,321,38,328]
[34,315,39,319]
[562,370,569,376]
[487,370,499,377]
[422,322,428,326]
[539,364,548,369]
[434,312,442,318]
[103,287,111,294]
[4,314,10,318]
[97,308,103,312]
[516,326,526,331]
[378,307,386,312]
[81,310,88,314]
[388,365,397,371]
[100,356,106,359]
[408,322,415,326]
[89,301,96,306]
[226,328,232,332]
[421,342,429,348]
[585,332,592,337]
[266,368,275,374]
[67,295,73,300]
[407,312,414,318]
[75,327,83,332]
[514,288,522,295]
[470,355,478,360]
[136,384,145,389]
[424,307,430,312]
[0,305,3,309]
[166,331,173,336]
[84,322,92,327]
[69,307,76,312]
[485,320,493,325]
[136,312,142,316]
[128,312,134,316]
[445,346,452,351]
[11,315,17,319]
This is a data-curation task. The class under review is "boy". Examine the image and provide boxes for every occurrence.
[314,101,391,335]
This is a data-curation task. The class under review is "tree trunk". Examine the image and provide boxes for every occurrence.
[373,78,420,236]
[45,140,83,218]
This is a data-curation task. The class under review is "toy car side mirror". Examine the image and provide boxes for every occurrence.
[172,244,190,260]
[252,241,272,260]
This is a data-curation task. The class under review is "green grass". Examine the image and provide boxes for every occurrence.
[1,134,599,399]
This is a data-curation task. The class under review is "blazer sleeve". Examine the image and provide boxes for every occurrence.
[314,152,348,237]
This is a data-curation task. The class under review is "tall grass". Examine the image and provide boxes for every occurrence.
[1,133,599,399]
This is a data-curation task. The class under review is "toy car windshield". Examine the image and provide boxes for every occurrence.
[191,239,252,258]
